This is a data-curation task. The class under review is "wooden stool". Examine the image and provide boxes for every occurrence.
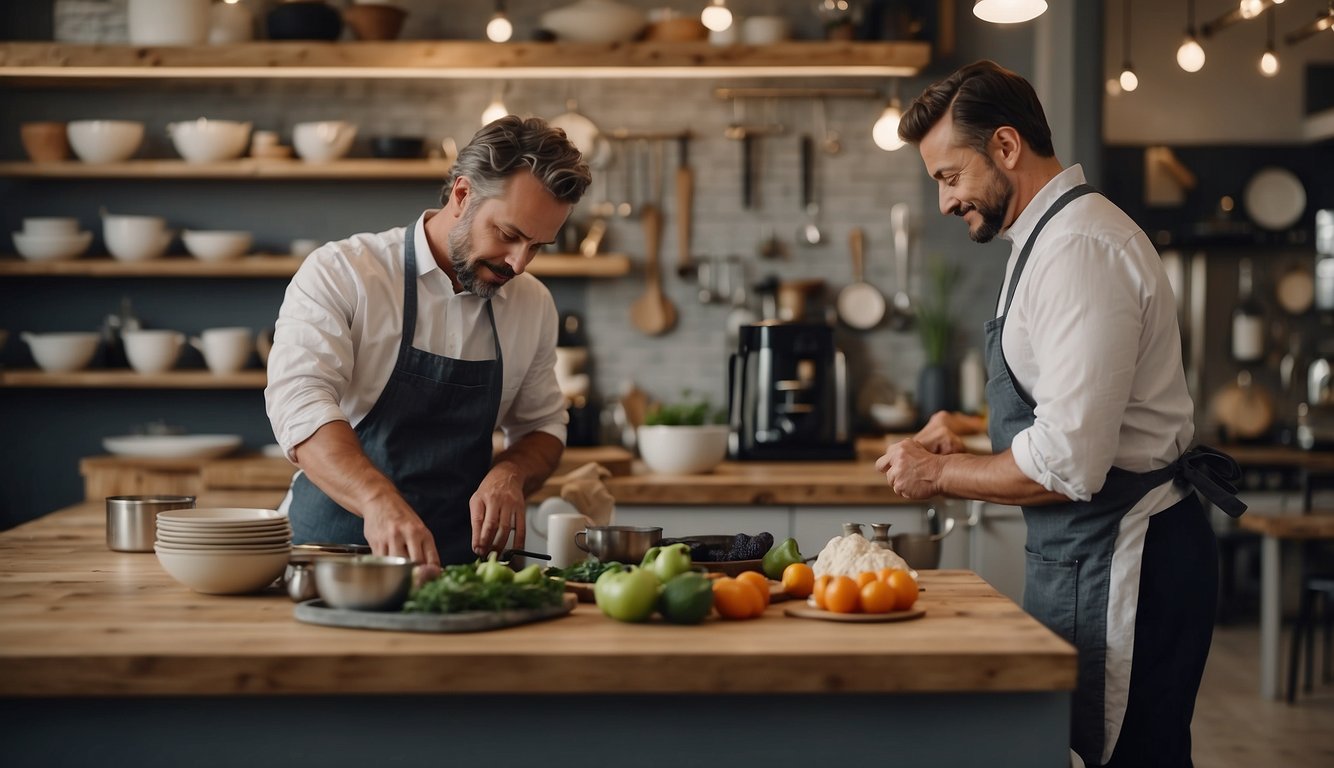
[1287,573,1334,703]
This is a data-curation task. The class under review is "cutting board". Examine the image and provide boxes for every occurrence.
[294,592,577,633]
[784,604,925,623]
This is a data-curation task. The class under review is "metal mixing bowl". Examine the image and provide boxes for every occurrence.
[312,555,413,611]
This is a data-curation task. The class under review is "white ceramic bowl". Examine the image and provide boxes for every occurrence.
[167,118,252,163]
[67,120,144,164]
[122,329,184,374]
[182,230,252,261]
[292,121,357,163]
[12,231,92,262]
[539,0,647,42]
[21,331,99,372]
[102,434,243,459]
[22,217,80,236]
[636,424,730,475]
[103,214,171,262]
[154,547,290,595]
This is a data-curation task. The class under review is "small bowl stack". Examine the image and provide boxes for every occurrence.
[154,508,291,595]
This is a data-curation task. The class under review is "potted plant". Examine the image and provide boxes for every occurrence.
[915,254,959,423]
[636,391,729,475]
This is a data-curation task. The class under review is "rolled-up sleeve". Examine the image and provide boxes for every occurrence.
[264,248,360,458]
[1009,232,1144,501]
[498,295,568,447]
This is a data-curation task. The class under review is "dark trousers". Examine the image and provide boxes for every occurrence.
[1103,493,1218,767]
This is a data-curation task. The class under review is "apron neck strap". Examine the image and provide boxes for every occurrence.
[402,220,501,359]
[999,183,1099,316]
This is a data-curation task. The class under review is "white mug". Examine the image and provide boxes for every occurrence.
[546,512,593,569]
[191,326,252,374]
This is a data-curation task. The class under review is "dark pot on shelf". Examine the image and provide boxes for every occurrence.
[369,135,424,159]
[916,362,956,425]
[266,1,343,41]
[342,3,408,41]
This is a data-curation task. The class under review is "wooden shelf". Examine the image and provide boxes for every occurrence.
[0,41,930,81]
[0,370,267,389]
[0,158,452,179]
[0,253,629,278]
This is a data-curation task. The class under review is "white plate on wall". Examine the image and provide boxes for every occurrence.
[102,433,242,459]
[1243,167,1306,231]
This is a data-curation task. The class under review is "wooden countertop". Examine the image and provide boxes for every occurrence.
[0,501,1075,698]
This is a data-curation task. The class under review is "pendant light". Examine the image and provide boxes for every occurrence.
[1118,0,1138,92]
[1239,0,1265,20]
[485,1,513,43]
[481,83,509,127]
[1260,8,1280,76]
[700,0,733,32]
[973,1,1048,24]
[1176,0,1206,72]
[872,81,905,152]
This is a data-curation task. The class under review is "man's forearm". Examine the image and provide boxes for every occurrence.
[490,431,564,496]
[938,449,1071,506]
[290,420,402,515]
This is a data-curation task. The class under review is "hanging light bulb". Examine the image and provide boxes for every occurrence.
[1239,0,1265,20]
[1176,0,1206,72]
[701,0,733,32]
[486,2,513,43]
[1118,0,1137,92]
[1260,8,1280,76]
[481,83,509,126]
[972,0,1048,24]
[873,102,904,152]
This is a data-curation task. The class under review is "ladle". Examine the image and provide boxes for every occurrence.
[799,135,823,246]
[888,203,915,331]
[816,98,841,155]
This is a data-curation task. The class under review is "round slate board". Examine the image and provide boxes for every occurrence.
[295,592,577,633]
[783,604,925,623]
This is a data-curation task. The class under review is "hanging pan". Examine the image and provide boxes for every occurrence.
[836,227,885,330]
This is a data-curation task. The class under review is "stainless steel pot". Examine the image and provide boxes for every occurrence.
[574,525,662,564]
[105,495,195,552]
[889,516,956,570]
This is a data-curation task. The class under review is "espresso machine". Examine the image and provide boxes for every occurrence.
[728,320,852,460]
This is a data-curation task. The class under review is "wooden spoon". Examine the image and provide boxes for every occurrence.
[630,203,676,335]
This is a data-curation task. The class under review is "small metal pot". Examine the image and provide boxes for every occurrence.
[284,562,319,602]
[105,495,195,552]
[313,555,413,611]
[889,517,956,570]
[574,525,662,564]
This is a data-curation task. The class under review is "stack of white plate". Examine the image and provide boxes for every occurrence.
[154,508,291,595]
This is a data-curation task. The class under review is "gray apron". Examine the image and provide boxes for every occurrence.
[984,184,1245,764]
[288,221,504,566]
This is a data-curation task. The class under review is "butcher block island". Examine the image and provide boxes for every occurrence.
[1,502,1075,767]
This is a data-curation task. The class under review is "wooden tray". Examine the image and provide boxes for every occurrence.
[294,593,577,633]
[783,604,925,623]
[565,581,596,603]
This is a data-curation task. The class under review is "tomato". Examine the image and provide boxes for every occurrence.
[886,570,919,611]
[859,580,896,614]
[713,577,760,620]
[824,576,860,614]
[735,571,771,609]
[781,563,815,598]
[856,571,878,588]
[812,574,833,609]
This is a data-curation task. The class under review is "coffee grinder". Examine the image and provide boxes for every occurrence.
[728,320,852,460]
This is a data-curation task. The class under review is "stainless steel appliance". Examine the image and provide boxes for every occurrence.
[728,321,852,460]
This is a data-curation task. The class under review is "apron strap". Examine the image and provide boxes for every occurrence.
[401,220,421,354]
[1177,445,1248,518]
[999,183,1098,316]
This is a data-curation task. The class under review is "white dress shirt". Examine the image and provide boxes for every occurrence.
[997,164,1193,507]
[265,210,568,463]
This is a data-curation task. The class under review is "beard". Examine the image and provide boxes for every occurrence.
[447,201,514,299]
[959,161,1014,244]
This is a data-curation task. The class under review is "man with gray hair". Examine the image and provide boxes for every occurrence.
[266,115,590,566]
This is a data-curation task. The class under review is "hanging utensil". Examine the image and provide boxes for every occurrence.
[725,256,758,347]
[799,135,823,246]
[616,141,634,218]
[836,227,886,330]
[888,203,916,331]
[549,96,601,158]
[674,134,696,277]
[815,97,841,155]
[629,150,676,336]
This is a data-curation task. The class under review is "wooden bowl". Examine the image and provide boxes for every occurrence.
[342,4,407,41]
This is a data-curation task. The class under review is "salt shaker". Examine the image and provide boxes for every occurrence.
[842,522,865,538]
[869,523,893,549]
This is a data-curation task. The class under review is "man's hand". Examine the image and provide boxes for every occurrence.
[875,439,945,499]
[913,410,987,455]
[362,497,440,565]
[469,468,528,555]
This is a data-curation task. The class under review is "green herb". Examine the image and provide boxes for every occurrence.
[403,562,565,613]
[917,254,959,365]
[643,390,726,426]
[544,557,624,584]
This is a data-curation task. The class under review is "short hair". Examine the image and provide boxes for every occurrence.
[898,60,1054,158]
[442,115,591,206]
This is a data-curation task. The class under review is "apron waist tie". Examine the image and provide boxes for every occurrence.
[1176,445,1247,518]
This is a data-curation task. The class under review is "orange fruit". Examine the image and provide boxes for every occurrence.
[885,570,919,611]
[856,571,878,588]
[712,578,757,620]
[824,576,861,614]
[781,562,815,598]
[812,574,833,609]
[736,570,772,609]
[859,579,897,614]
[876,567,903,583]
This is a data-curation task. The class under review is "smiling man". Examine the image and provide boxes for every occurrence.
[266,116,590,567]
[876,61,1246,767]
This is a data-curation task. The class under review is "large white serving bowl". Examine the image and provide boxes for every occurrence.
[167,118,252,163]
[122,329,184,374]
[12,231,93,262]
[636,424,730,475]
[20,331,99,372]
[103,214,171,262]
[102,434,243,459]
[67,120,144,164]
[154,547,290,595]
[182,229,252,261]
[292,121,357,163]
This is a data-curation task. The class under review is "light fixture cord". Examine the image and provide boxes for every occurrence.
[1267,4,1276,48]
[1187,0,1195,33]
[1123,0,1133,66]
